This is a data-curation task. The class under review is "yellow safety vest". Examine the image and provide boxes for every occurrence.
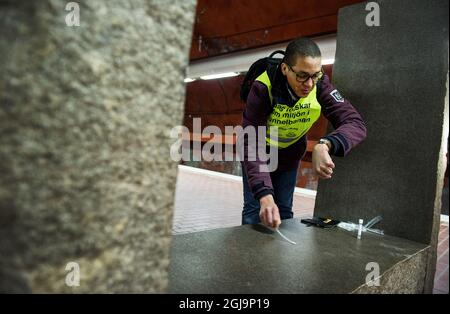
[256,71,321,148]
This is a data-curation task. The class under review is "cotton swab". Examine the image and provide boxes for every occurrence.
[275,228,296,245]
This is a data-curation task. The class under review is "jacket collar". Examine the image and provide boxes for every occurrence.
[269,64,299,106]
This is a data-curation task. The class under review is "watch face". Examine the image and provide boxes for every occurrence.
[319,139,330,149]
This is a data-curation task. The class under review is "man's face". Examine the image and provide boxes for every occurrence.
[281,56,322,98]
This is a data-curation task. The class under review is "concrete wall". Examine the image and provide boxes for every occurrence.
[0,0,196,292]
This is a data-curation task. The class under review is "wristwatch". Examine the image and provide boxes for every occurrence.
[318,138,332,150]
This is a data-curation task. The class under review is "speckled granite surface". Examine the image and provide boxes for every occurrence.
[0,0,195,293]
[169,218,428,293]
[313,0,448,294]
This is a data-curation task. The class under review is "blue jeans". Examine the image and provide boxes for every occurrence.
[242,169,298,225]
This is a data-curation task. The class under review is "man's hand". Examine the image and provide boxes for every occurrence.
[259,194,281,228]
[312,143,335,179]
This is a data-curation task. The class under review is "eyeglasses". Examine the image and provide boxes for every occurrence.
[287,64,323,83]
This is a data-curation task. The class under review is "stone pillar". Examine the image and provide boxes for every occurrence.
[313,0,448,293]
[0,0,196,292]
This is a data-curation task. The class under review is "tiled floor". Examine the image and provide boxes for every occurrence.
[434,224,449,294]
[173,165,449,294]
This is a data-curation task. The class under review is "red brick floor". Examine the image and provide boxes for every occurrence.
[174,165,449,294]
[434,224,449,294]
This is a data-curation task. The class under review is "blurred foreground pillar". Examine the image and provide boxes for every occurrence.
[0,0,196,292]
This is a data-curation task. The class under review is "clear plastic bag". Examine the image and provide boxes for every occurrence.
[337,216,384,236]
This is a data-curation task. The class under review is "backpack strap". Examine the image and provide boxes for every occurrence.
[316,78,323,100]
[268,50,285,58]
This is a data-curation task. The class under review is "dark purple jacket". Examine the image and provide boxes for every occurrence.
[241,71,367,200]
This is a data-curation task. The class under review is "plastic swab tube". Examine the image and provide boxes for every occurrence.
[357,219,363,239]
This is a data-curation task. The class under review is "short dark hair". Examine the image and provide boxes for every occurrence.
[284,37,321,66]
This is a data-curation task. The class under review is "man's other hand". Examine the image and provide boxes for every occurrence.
[259,194,281,228]
[312,143,335,179]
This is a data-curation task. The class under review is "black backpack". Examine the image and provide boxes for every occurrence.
[240,50,285,102]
